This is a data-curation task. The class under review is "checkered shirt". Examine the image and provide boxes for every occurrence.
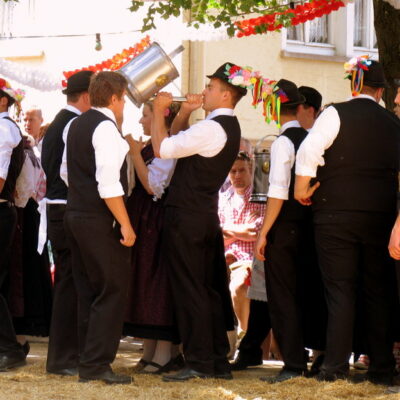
[218,185,266,262]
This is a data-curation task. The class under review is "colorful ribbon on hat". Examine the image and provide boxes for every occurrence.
[344,55,372,96]
[224,64,289,127]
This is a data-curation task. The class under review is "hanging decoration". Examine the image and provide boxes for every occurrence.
[224,64,289,128]
[62,36,151,86]
[236,0,346,38]
[344,54,372,96]
[0,36,151,91]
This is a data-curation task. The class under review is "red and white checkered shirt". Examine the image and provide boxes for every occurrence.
[218,185,266,262]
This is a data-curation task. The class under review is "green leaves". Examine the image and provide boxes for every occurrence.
[129,0,294,37]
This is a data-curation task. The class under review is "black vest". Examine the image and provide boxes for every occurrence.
[166,114,241,213]
[276,126,310,222]
[41,108,78,200]
[313,98,400,213]
[66,109,128,215]
[0,116,24,202]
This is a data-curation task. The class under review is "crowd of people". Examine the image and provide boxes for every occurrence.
[1,56,400,392]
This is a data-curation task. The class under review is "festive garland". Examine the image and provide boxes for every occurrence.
[344,54,372,96]
[62,36,151,87]
[225,64,289,127]
[0,37,151,92]
[236,0,346,37]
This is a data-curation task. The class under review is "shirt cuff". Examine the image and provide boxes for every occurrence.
[98,182,125,199]
[267,185,289,200]
[295,163,317,178]
[0,167,8,180]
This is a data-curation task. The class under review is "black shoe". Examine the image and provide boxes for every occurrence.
[47,367,78,376]
[315,371,348,382]
[0,352,26,372]
[79,370,133,385]
[214,372,233,380]
[162,367,212,382]
[307,354,325,377]
[352,371,393,386]
[230,356,262,371]
[260,369,304,383]
[21,342,30,357]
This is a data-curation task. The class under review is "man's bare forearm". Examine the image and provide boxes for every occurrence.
[150,110,168,158]
[104,196,131,227]
[170,109,191,135]
[0,178,4,194]
[259,198,285,238]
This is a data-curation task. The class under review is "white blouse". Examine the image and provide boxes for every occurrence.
[147,157,176,200]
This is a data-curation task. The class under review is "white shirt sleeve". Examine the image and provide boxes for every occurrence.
[148,157,176,200]
[159,119,227,159]
[295,106,341,177]
[92,120,129,199]
[0,120,22,180]
[267,136,295,200]
[59,118,75,187]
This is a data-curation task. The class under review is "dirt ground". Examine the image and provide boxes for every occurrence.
[0,337,397,400]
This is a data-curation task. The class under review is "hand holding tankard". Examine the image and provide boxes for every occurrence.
[153,91,173,113]
[181,94,203,113]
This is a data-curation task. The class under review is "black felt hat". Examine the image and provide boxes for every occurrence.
[206,62,247,96]
[298,86,322,111]
[363,60,388,88]
[276,79,305,106]
[62,70,94,95]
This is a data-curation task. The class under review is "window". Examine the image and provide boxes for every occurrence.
[353,0,377,50]
[282,0,378,60]
[287,15,329,44]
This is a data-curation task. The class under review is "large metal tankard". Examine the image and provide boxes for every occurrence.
[117,42,185,107]
[250,135,277,203]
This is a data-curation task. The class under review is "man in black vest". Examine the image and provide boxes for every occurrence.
[295,59,400,384]
[254,79,325,383]
[0,79,26,371]
[64,71,135,384]
[41,70,93,376]
[150,63,246,381]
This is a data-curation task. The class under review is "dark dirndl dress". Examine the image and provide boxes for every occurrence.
[124,144,178,342]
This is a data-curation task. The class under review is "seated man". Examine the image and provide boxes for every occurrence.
[218,151,265,335]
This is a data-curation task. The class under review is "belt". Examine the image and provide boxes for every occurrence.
[0,201,14,208]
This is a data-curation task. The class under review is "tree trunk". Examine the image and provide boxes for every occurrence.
[373,0,400,111]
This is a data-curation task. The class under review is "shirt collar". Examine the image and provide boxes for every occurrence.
[0,111,10,119]
[280,119,301,134]
[92,107,117,123]
[347,94,377,103]
[64,104,82,115]
[206,108,234,120]
[227,184,253,201]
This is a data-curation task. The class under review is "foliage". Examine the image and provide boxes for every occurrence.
[129,0,298,36]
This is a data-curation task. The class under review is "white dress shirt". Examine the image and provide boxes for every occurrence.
[148,157,176,200]
[0,111,22,182]
[295,94,377,177]
[267,120,301,200]
[61,107,129,199]
[159,108,233,159]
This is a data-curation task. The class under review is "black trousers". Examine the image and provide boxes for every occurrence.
[265,219,325,372]
[314,211,397,376]
[237,300,271,362]
[162,207,231,375]
[46,204,78,371]
[65,211,131,377]
[0,204,22,355]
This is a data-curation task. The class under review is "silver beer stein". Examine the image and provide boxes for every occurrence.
[117,42,185,107]
[250,135,277,203]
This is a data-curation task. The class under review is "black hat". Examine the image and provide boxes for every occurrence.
[276,79,305,106]
[298,86,322,111]
[206,62,247,96]
[62,70,94,95]
[363,60,388,88]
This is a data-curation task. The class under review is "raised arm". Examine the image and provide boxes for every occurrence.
[170,94,203,135]
[151,92,173,158]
